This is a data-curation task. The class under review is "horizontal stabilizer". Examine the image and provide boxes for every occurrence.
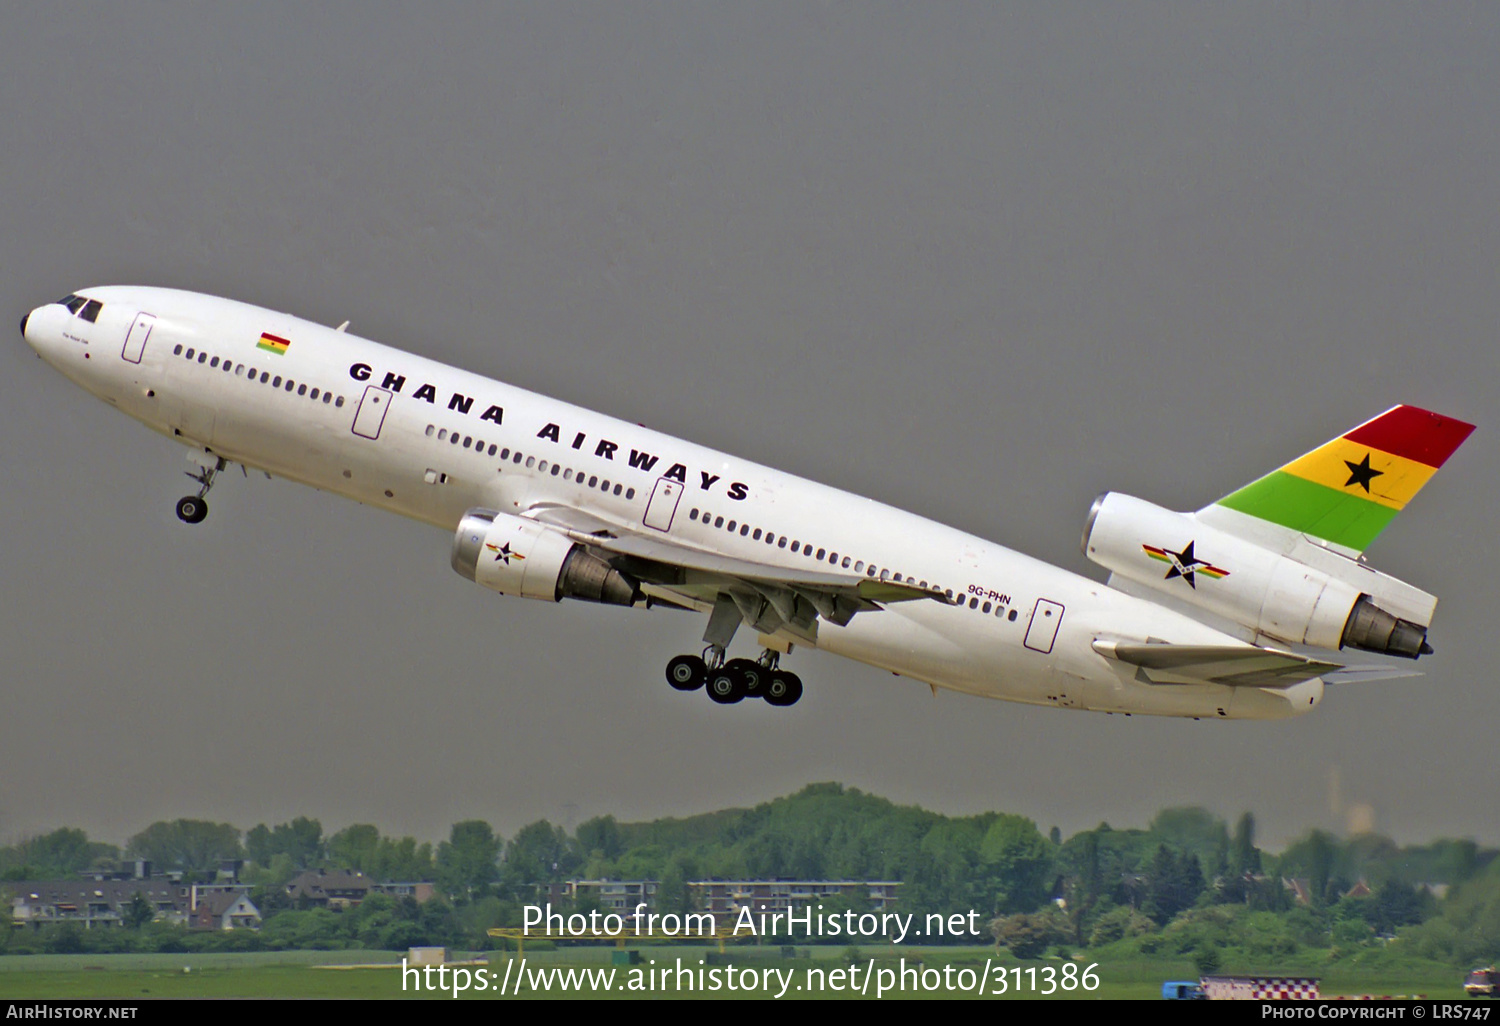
[1092,639,1341,688]
[1318,664,1423,685]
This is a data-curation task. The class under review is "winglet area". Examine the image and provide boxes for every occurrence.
[1208,405,1474,554]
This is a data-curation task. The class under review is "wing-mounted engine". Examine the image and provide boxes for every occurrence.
[1082,492,1435,658]
[452,508,641,606]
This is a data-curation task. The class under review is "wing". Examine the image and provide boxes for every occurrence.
[1091,639,1342,688]
[526,502,952,645]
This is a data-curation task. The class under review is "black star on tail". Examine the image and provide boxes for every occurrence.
[1343,453,1383,492]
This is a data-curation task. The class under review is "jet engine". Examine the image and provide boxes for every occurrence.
[1081,492,1433,658]
[451,508,640,606]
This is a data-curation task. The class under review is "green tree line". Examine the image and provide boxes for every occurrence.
[2,784,1497,965]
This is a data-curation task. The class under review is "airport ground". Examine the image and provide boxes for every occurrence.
[0,947,1472,1000]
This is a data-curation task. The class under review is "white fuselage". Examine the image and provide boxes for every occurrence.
[21,286,1322,720]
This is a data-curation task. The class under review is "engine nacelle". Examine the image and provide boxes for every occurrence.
[1082,492,1432,658]
[451,508,640,606]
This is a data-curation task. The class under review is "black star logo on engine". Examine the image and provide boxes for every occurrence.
[1343,453,1383,493]
[485,542,524,565]
[1162,541,1207,589]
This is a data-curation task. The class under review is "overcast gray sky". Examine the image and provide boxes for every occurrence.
[2,4,1496,853]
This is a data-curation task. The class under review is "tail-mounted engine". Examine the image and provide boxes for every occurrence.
[452,508,640,606]
[1082,492,1435,658]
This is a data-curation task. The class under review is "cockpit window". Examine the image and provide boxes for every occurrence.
[55,295,104,321]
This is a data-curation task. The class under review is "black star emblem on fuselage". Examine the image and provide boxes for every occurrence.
[1163,541,1207,589]
[491,543,517,564]
[1343,453,1383,493]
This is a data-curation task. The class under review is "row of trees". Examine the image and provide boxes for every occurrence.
[2,785,1497,962]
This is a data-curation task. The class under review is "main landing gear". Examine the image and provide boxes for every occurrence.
[175,455,226,525]
[664,648,804,707]
[663,592,805,707]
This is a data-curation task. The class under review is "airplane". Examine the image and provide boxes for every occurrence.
[19,287,1474,719]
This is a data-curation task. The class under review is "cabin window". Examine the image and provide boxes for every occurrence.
[778,537,787,548]
[842,557,851,568]
[324,393,332,404]
[438,429,447,440]
[513,451,523,464]
[310,387,319,399]
[626,487,635,499]
[285,379,295,391]
[426,425,435,437]
[297,383,307,396]
[210,356,220,368]
[336,396,344,407]
[752,528,762,541]
[816,548,826,560]
[982,601,992,614]
[689,509,699,520]
[714,516,725,529]
[173,344,183,356]
[727,521,737,532]
[487,444,497,456]
[740,524,749,536]
[1008,609,1018,621]
[525,456,535,468]
[464,436,472,448]
[198,352,207,364]
[791,542,800,553]
[272,376,282,387]
[587,475,597,486]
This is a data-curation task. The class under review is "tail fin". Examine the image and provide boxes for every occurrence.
[1202,405,1474,555]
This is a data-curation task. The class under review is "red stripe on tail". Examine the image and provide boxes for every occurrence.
[1343,405,1474,468]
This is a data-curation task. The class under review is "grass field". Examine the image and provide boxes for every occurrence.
[0,947,1473,1000]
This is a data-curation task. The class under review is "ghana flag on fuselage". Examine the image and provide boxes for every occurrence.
[256,331,291,355]
[1209,405,1474,555]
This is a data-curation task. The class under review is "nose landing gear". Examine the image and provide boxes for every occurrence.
[175,455,226,524]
